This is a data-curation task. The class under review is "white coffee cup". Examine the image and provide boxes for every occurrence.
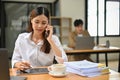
[48,64,66,75]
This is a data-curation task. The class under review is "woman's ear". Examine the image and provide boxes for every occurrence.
[29,17,33,23]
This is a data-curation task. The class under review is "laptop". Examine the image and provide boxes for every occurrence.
[75,37,95,50]
[0,48,27,80]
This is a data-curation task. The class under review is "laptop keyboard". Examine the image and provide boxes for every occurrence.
[10,76,27,80]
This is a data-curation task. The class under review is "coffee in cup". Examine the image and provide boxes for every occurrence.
[48,64,66,75]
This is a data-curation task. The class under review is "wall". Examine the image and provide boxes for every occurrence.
[60,0,85,30]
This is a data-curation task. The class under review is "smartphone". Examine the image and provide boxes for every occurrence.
[45,30,50,38]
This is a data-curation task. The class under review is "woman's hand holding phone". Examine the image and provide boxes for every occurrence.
[45,25,53,40]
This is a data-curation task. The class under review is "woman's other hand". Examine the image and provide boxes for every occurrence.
[14,61,31,70]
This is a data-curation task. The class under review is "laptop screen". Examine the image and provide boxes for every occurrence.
[75,37,95,50]
[0,48,10,80]
[0,48,27,80]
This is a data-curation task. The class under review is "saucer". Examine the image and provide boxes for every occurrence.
[49,71,67,77]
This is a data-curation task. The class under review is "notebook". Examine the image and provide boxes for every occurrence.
[75,37,95,50]
[0,48,27,80]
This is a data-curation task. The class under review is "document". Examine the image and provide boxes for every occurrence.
[64,60,104,69]
[64,60,109,77]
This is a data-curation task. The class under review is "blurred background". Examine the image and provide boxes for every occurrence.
[0,0,120,71]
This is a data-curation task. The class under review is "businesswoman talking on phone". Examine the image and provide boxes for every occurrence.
[11,7,68,70]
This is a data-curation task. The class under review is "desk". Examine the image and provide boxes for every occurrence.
[10,69,120,80]
[65,46,120,72]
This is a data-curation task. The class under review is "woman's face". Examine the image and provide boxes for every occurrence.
[31,14,48,35]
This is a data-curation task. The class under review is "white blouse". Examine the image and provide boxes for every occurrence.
[11,32,68,68]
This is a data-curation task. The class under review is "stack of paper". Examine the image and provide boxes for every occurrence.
[64,60,110,77]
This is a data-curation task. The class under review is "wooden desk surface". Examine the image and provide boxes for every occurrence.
[10,68,120,80]
[65,46,120,54]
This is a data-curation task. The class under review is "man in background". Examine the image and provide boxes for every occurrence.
[68,19,93,61]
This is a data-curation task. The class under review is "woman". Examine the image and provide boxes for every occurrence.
[11,7,68,70]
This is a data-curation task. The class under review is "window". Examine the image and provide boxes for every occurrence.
[87,0,97,36]
[106,1,119,35]
[87,0,120,36]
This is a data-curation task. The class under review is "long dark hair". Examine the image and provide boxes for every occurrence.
[27,7,51,54]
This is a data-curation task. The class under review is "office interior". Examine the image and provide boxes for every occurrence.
[0,0,120,71]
